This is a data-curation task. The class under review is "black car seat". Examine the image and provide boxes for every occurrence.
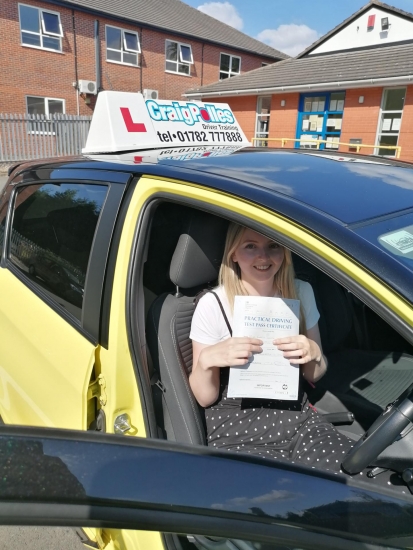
[293,254,413,430]
[146,210,228,444]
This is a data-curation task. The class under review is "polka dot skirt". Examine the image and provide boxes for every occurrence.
[204,376,409,493]
[205,395,352,473]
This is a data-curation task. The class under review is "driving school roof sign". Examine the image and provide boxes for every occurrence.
[82,91,250,154]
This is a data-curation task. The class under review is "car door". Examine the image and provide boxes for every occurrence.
[0,171,127,432]
[1,425,412,550]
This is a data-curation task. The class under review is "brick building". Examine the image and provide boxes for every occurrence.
[185,1,413,162]
[0,0,286,116]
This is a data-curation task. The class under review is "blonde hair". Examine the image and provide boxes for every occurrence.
[218,223,307,334]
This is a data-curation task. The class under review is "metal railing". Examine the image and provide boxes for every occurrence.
[251,137,402,158]
[0,113,92,162]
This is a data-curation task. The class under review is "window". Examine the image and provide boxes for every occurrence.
[19,3,63,52]
[26,97,64,134]
[219,53,241,79]
[165,40,193,75]
[376,88,406,157]
[26,96,64,117]
[106,25,140,66]
[9,183,108,319]
[254,96,271,147]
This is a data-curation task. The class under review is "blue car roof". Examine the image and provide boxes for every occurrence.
[154,150,413,226]
[33,148,413,226]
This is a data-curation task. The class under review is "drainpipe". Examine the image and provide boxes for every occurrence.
[72,10,79,115]
[95,20,101,92]
[140,28,143,93]
[201,43,204,87]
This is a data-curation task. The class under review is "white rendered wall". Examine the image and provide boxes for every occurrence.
[310,7,413,55]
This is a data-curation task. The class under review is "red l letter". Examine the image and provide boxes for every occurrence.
[120,108,147,132]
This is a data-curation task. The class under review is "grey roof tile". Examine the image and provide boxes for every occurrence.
[185,42,413,95]
[55,0,288,59]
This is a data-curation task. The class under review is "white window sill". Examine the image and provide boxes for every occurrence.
[22,43,63,54]
[219,73,240,79]
[106,59,139,68]
[27,131,57,136]
[164,69,191,77]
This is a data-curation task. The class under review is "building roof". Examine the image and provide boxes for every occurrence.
[297,0,413,58]
[53,0,288,60]
[185,41,413,97]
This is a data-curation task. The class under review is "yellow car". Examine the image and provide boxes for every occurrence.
[0,92,413,549]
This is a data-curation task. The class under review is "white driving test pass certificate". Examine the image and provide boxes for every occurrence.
[227,295,300,400]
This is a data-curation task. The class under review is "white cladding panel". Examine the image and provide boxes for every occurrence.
[310,7,413,55]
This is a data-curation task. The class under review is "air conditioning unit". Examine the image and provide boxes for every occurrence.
[78,80,97,95]
[143,89,159,100]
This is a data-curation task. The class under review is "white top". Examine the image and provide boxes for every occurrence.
[190,280,320,345]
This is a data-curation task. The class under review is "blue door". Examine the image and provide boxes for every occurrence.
[296,92,345,150]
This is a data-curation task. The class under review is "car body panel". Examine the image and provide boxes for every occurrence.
[0,268,96,428]
[156,150,413,224]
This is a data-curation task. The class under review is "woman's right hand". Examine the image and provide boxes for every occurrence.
[197,337,263,371]
[190,337,263,407]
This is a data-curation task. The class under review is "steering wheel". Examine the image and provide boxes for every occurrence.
[341,385,413,475]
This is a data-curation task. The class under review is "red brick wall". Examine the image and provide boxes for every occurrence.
[0,0,80,113]
[209,93,301,148]
[0,0,274,115]
[208,87,413,162]
[209,95,258,143]
[270,93,300,148]
[339,87,382,156]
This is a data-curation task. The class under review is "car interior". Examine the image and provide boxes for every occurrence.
[139,200,413,456]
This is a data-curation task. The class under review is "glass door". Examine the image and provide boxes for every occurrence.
[296,92,345,150]
[255,96,271,147]
[376,88,405,156]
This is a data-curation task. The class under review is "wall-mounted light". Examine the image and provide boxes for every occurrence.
[381,17,389,30]
[359,95,364,104]
[280,99,286,107]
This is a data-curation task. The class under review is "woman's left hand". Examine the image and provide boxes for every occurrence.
[273,335,321,365]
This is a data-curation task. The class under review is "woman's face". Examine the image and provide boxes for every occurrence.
[232,228,285,286]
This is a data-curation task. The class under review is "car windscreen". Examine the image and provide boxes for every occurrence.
[352,211,413,276]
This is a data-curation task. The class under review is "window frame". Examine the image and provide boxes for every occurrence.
[19,3,63,53]
[165,40,193,76]
[26,96,65,135]
[105,24,141,67]
[374,87,406,157]
[254,96,271,147]
[3,173,129,343]
[219,52,241,80]
[26,96,65,118]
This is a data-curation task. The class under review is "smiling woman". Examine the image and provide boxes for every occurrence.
[189,222,354,472]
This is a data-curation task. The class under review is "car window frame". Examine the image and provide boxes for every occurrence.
[0,426,411,550]
[2,171,130,344]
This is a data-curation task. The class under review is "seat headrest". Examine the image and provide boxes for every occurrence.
[169,211,228,289]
